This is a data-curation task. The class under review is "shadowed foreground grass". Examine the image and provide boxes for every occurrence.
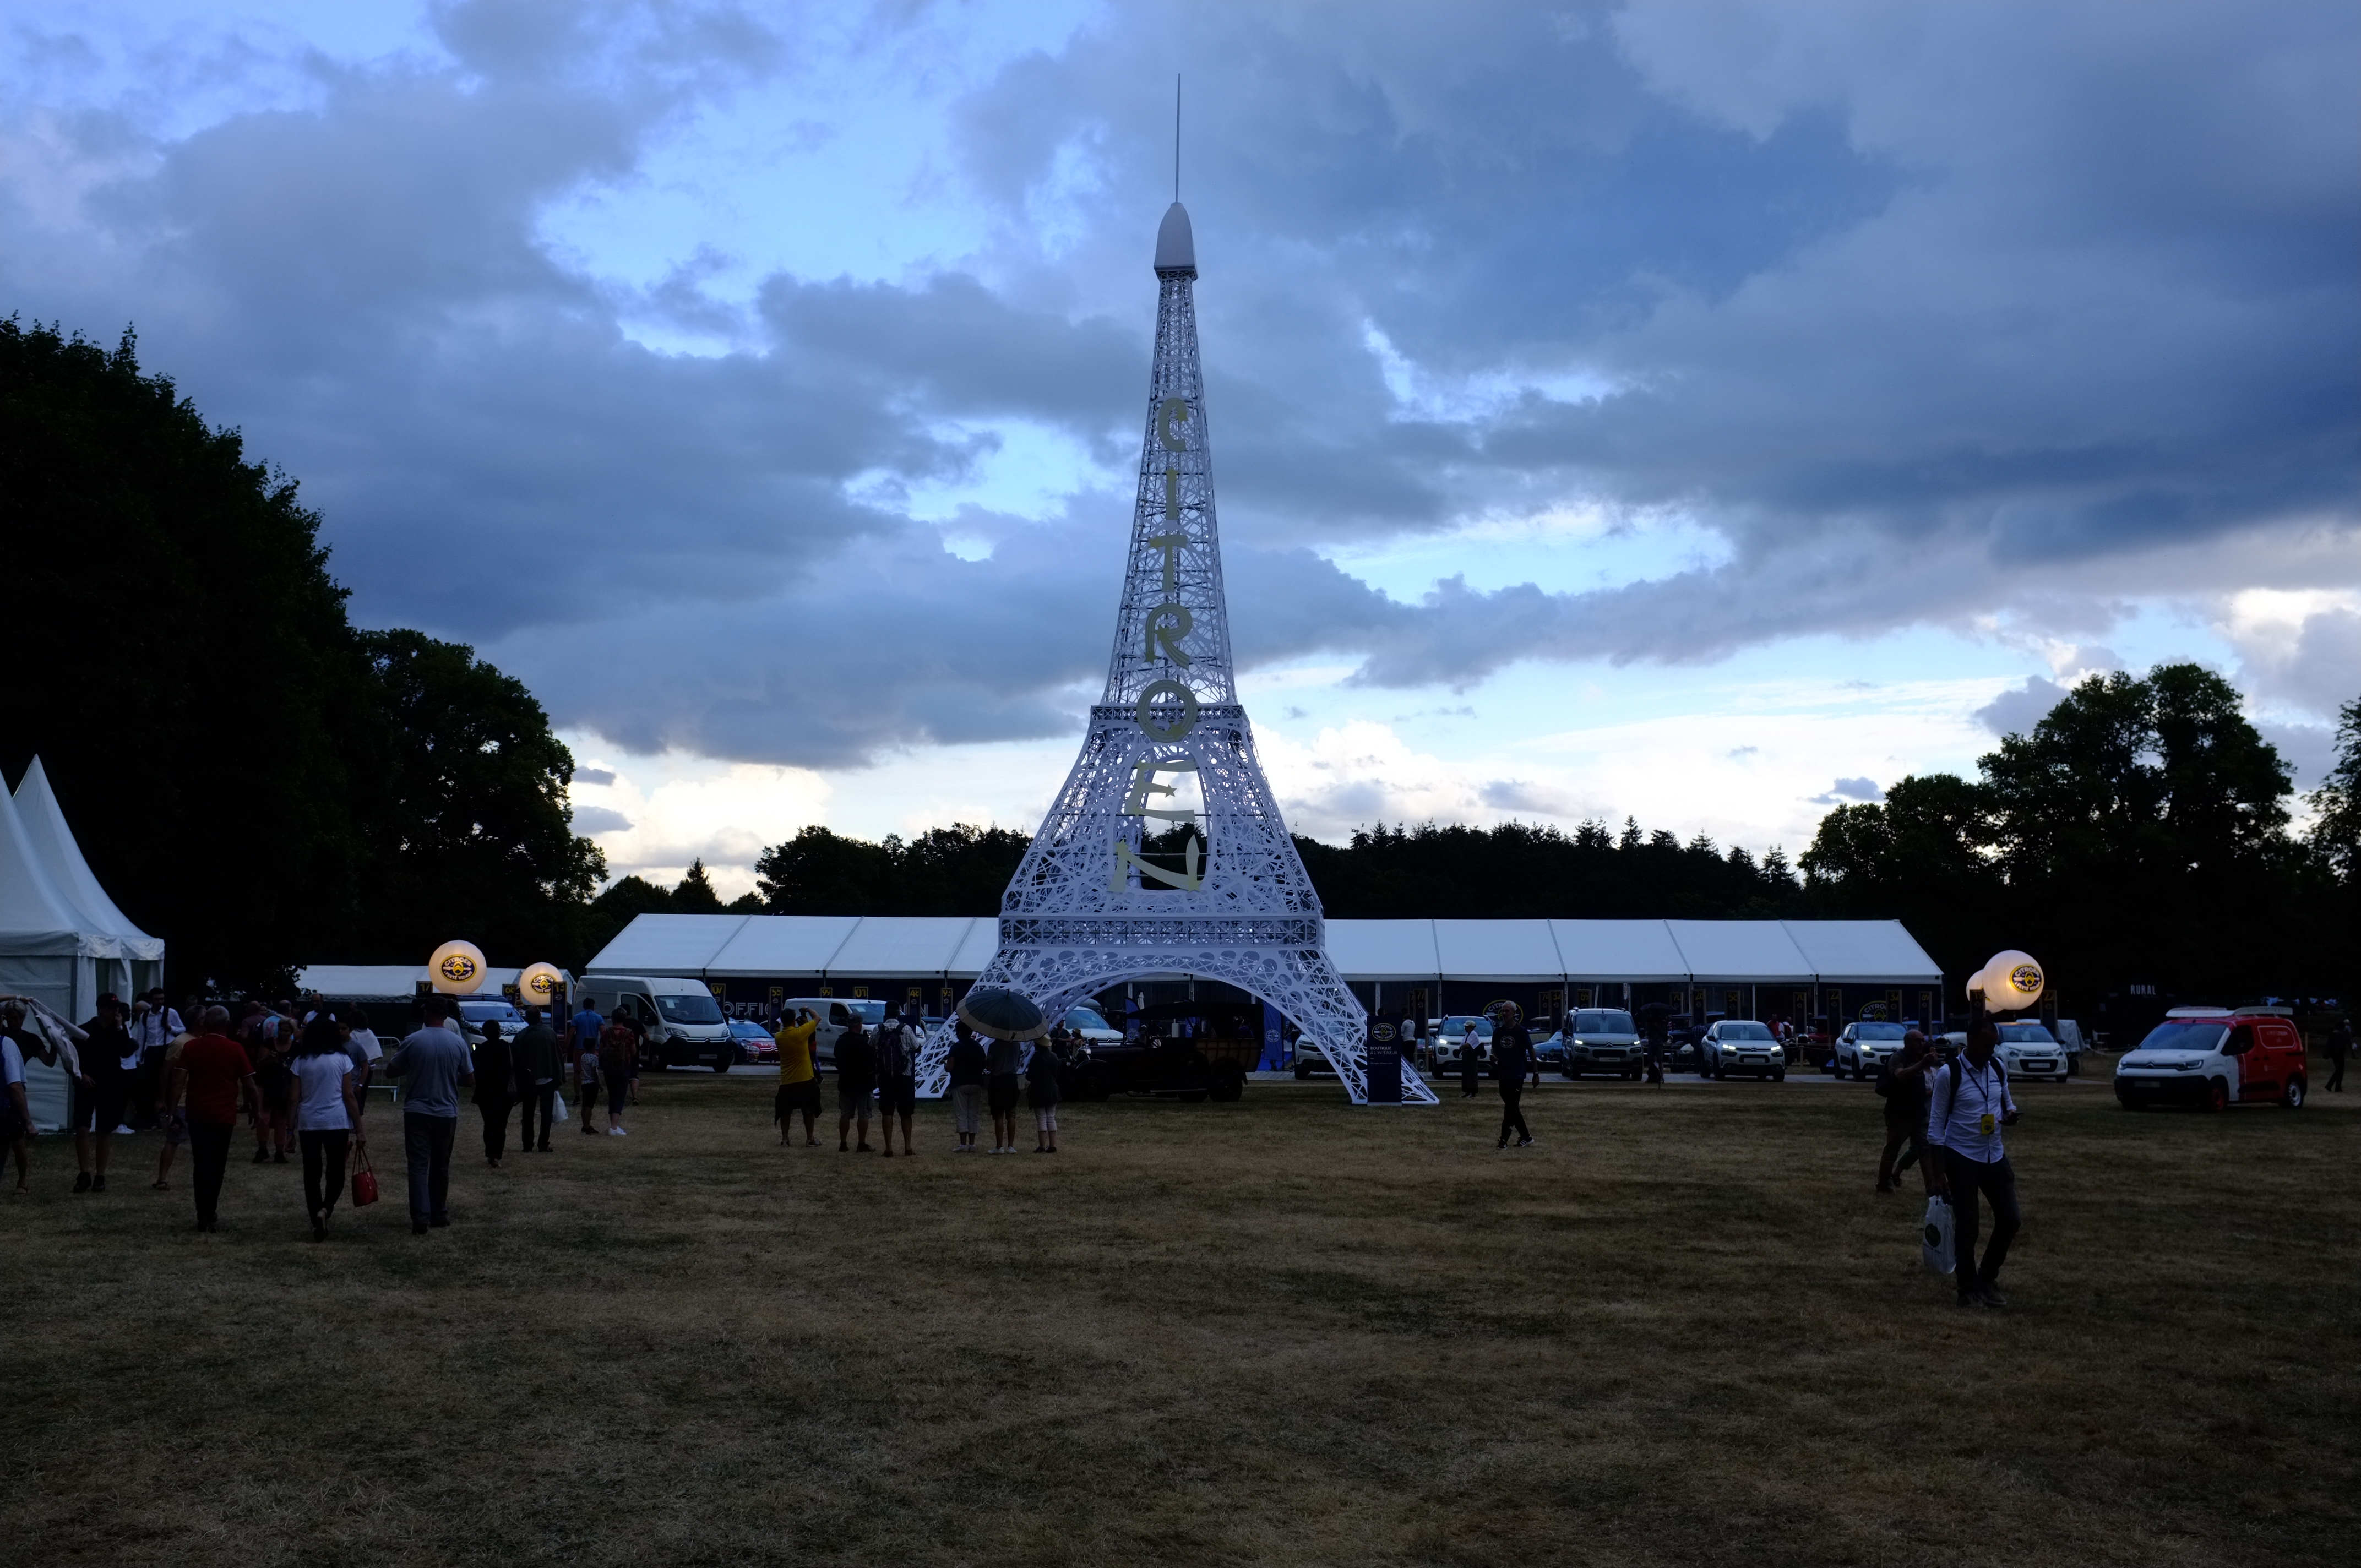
[5,1075,2357,1566]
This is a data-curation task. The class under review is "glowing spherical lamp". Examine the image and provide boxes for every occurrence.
[1982,950,2044,1012]
[428,939,488,995]
[518,962,566,1010]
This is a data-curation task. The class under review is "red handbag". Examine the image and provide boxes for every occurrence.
[350,1143,379,1207]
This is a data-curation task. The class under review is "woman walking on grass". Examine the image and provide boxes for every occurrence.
[1026,1035,1062,1154]
[597,1016,637,1136]
[287,1012,362,1242]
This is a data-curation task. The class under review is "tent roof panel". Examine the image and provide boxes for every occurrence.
[1325,919,1439,980]
[0,783,113,957]
[948,919,1000,978]
[13,758,162,959]
[1431,919,1566,982]
[1780,920,1943,985]
[584,914,748,975]
[823,916,983,978]
[1548,920,1691,982]
[1664,920,1814,982]
[703,914,862,977]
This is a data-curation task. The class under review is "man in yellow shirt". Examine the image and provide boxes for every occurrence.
[773,1009,820,1147]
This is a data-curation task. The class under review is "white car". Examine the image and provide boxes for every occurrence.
[1060,1003,1123,1047]
[1834,1021,1909,1079]
[1701,1020,1787,1081]
[1994,1022,2069,1082]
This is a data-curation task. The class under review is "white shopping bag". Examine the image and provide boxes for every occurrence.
[552,1085,569,1124]
[1921,1196,1955,1275]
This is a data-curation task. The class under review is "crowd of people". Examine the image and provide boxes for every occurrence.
[1,984,2035,1308]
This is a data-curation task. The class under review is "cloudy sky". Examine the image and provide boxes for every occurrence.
[7,1,2357,896]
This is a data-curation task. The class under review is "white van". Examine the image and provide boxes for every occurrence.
[580,975,737,1072]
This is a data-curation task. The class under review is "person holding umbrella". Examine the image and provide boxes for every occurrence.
[955,987,1051,1157]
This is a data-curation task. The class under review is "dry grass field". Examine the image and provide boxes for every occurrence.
[5,1071,2357,1567]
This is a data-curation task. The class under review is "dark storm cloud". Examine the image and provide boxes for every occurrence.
[4,0,2355,770]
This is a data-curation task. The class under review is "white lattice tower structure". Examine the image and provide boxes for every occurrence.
[917,202,1433,1106]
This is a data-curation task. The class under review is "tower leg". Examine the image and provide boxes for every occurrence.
[916,948,1434,1106]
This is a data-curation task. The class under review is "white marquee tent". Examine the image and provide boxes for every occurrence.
[585,913,1940,993]
[3,758,165,1130]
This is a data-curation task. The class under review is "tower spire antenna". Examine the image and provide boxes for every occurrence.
[1173,74,1181,202]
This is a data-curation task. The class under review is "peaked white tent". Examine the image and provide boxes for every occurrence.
[3,758,164,1129]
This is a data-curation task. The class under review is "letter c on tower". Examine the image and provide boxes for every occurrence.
[1160,398,1190,452]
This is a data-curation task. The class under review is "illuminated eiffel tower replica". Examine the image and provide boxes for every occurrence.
[918,200,1431,1105]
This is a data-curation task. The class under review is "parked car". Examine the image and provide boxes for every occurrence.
[2114,1006,2309,1112]
[777,997,891,1069]
[1995,1022,2069,1082]
[727,1017,776,1066]
[1063,1003,1123,1046]
[1560,1008,1644,1079]
[454,997,526,1048]
[578,975,738,1072]
[1834,1021,1909,1079]
[1701,1019,1786,1081]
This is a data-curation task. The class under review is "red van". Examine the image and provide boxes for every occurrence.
[2113,1006,2308,1111]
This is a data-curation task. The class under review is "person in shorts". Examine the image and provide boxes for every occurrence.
[152,1027,193,1189]
[73,995,134,1193]
[872,1014,917,1158]
[834,1020,876,1153]
[1025,1035,1062,1154]
[946,1023,987,1152]
[773,1008,820,1146]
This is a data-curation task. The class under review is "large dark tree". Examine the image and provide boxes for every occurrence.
[1802,663,2325,1010]
[0,319,600,987]
[752,824,1031,915]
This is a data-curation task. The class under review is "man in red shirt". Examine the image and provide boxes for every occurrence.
[168,1005,258,1233]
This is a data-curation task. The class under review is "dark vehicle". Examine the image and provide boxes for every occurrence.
[1086,1000,1257,1102]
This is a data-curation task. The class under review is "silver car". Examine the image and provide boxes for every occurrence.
[1562,1009,1645,1079]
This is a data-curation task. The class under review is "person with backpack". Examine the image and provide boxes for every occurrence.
[834,1019,877,1153]
[1874,1031,1941,1194]
[873,1014,917,1158]
[1926,1020,2022,1308]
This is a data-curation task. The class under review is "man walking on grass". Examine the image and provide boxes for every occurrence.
[1493,1012,1537,1149]
[2326,1018,2350,1093]
[513,1007,561,1152]
[1927,1020,2021,1309]
[835,1019,876,1153]
[385,996,474,1235]
[172,1006,258,1233]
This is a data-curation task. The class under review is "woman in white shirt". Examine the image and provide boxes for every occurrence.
[286,1012,365,1242]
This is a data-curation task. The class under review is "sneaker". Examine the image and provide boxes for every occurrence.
[584,1126,598,1135]
[252,1149,270,1164]
[880,1149,894,1158]
[1497,1141,1508,1150]
[430,1215,450,1228]
[1978,1281,2009,1309]
[779,1136,791,1146]
[1876,1182,1894,1194]
[73,1171,91,1193]
[91,1175,107,1193]
[609,1126,628,1136]
[311,1215,327,1242]
[412,1221,430,1236]
[1517,1137,1533,1148]
[1955,1292,1981,1309]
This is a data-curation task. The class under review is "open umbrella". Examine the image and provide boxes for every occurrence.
[957,986,1049,1042]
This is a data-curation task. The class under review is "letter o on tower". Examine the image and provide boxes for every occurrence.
[1135,679,1200,742]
